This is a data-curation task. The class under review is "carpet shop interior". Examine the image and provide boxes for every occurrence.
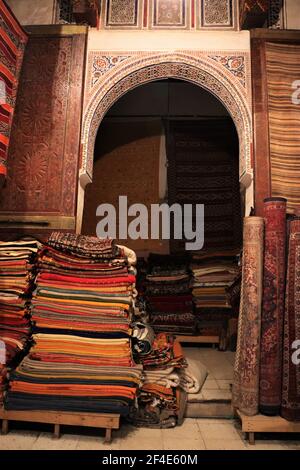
[81,79,243,419]
[0,0,300,452]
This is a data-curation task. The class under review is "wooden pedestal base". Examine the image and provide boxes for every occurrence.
[0,408,120,444]
[176,335,220,347]
[237,409,300,445]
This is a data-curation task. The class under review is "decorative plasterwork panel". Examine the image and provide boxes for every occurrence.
[91,55,130,88]
[82,50,252,187]
[149,0,190,29]
[99,0,238,30]
[102,0,142,28]
[209,55,246,87]
[199,0,234,28]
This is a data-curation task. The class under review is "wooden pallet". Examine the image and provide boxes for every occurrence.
[176,335,220,346]
[0,408,120,444]
[237,410,300,445]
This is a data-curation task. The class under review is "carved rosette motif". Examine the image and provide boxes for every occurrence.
[209,55,245,87]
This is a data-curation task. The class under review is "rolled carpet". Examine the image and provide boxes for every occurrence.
[233,217,264,416]
[259,197,287,416]
[281,218,300,421]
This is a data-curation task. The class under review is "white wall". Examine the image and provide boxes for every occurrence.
[87,28,250,53]
[6,0,57,25]
[284,0,300,29]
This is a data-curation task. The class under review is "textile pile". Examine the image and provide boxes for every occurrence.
[0,0,27,179]
[146,254,195,335]
[5,233,142,415]
[0,239,39,404]
[129,333,187,428]
[190,250,240,338]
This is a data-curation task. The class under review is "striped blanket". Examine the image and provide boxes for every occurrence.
[266,42,300,214]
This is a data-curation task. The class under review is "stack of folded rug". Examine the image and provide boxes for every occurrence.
[190,250,240,338]
[5,233,142,416]
[0,365,6,406]
[129,332,187,428]
[146,254,195,335]
[0,239,39,404]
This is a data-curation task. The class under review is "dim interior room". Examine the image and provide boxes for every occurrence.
[82,78,243,418]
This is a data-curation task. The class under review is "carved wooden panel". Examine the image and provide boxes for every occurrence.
[0,28,86,231]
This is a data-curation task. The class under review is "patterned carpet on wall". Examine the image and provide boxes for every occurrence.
[166,119,242,253]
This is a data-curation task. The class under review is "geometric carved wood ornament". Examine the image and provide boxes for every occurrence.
[72,0,100,27]
[240,0,270,29]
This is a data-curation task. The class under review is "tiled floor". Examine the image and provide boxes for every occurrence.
[0,418,300,450]
[1,349,299,450]
[185,347,234,402]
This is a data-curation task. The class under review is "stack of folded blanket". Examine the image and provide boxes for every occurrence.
[0,239,39,403]
[178,355,208,394]
[5,233,142,415]
[146,254,195,335]
[190,250,240,338]
[129,333,187,428]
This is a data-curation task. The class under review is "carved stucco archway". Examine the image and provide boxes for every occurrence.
[78,52,253,230]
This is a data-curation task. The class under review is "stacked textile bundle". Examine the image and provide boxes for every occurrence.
[0,239,39,403]
[190,250,240,338]
[134,258,149,324]
[146,254,195,335]
[129,333,187,428]
[5,233,142,415]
